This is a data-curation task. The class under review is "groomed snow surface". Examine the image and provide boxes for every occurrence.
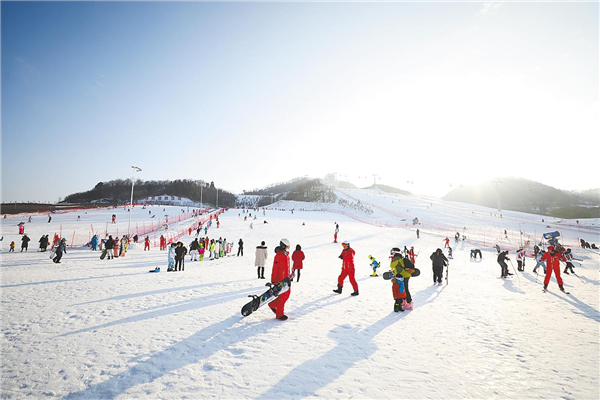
[1,190,599,399]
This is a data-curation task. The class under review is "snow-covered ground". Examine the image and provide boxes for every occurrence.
[1,192,599,399]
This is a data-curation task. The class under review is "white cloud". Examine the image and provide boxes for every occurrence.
[477,3,503,16]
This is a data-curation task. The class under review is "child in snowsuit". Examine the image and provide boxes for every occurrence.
[516,249,525,271]
[9,241,15,252]
[368,255,380,277]
[291,244,305,282]
[563,249,576,274]
[167,243,176,271]
[199,241,205,261]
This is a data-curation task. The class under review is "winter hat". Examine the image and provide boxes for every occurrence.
[261,241,265,246]
[296,244,301,251]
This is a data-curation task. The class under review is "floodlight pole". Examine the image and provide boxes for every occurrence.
[128,166,142,239]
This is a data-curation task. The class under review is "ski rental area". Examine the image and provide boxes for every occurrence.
[1,189,599,399]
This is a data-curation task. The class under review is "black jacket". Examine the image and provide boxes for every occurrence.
[430,249,448,267]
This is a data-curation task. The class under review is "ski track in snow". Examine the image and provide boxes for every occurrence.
[1,192,599,399]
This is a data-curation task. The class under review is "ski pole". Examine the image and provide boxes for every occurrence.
[571,272,585,283]
[508,259,521,288]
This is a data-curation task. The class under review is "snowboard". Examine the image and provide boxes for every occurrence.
[100,249,108,260]
[241,277,292,317]
[382,268,420,280]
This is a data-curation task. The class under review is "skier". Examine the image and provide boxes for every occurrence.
[416,228,420,239]
[237,238,244,256]
[497,250,511,278]
[430,248,448,285]
[408,246,416,264]
[144,236,150,251]
[447,246,453,259]
[291,244,305,282]
[516,249,525,271]
[563,248,576,274]
[160,235,166,251]
[333,241,359,296]
[48,214,51,223]
[368,255,380,276]
[443,237,450,248]
[269,238,292,320]
[255,241,268,279]
[21,234,30,252]
[541,246,567,292]
[53,238,67,263]
[167,243,176,271]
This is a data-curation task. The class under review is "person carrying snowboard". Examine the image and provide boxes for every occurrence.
[430,248,448,285]
[255,241,268,279]
[333,241,359,296]
[390,248,416,311]
[53,238,67,263]
[269,238,292,320]
[541,246,567,292]
[291,244,305,282]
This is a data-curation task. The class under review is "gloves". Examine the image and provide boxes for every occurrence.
[339,255,343,259]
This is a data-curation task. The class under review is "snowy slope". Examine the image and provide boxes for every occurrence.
[1,194,599,399]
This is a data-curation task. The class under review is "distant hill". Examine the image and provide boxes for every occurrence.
[243,177,336,207]
[443,177,599,218]
[63,179,237,207]
[364,184,411,196]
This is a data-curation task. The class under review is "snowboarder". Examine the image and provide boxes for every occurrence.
[368,255,380,276]
[53,238,67,263]
[269,238,292,320]
[541,246,567,292]
[430,248,448,285]
[389,248,408,312]
[255,241,268,279]
[291,244,305,282]
[333,241,359,296]
[497,251,511,278]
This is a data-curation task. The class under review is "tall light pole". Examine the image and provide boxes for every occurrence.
[128,166,142,239]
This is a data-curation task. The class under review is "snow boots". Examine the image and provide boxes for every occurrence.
[333,285,342,294]
[402,300,413,310]
[559,285,565,292]
[394,300,404,312]
[351,290,359,296]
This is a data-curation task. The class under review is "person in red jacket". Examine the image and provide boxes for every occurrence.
[159,235,166,251]
[541,246,567,292]
[144,236,150,251]
[269,238,292,321]
[333,241,359,296]
[291,244,305,282]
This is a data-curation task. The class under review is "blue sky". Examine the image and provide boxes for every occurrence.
[2,1,598,202]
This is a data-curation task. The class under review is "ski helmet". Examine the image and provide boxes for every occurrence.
[547,246,555,251]
[342,241,349,246]
[280,238,291,248]
[390,247,401,255]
